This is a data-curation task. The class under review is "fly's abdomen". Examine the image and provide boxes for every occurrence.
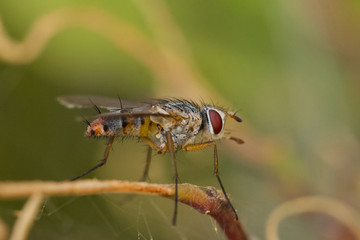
[120,116,143,136]
[86,115,157,137]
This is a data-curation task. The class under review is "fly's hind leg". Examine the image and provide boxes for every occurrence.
[183,141,239,220]
[140,146,152,182]
[71,136,115,181]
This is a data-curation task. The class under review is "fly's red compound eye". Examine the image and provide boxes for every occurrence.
[209,109,223,134]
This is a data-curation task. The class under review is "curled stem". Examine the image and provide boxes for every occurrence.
[0,180,247,240]
[266,196,360,240]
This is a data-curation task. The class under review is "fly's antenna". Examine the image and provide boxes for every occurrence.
[227,112,242,122]
[88,98,101,114]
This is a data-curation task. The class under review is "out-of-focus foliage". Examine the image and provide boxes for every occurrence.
[0,0,359,239]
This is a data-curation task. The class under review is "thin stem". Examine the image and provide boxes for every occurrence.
[9,193,43,240]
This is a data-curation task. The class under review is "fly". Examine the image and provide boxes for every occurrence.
[58,95,244,225]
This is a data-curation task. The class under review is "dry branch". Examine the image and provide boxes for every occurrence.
[0,180,247,240]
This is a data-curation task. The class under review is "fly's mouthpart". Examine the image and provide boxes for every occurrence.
[229,136,245,144]
[223,132,244,144]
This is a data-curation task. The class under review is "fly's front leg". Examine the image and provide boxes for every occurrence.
[71,136,115,181]
[213,144,239,220]
[183,141,239,220]
[183,141,216,151]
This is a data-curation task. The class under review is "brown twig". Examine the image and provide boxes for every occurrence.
[0,180,247,240]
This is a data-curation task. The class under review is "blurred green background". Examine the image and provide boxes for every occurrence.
[0,0,359,239]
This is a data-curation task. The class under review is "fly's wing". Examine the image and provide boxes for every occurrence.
[57,95,150,111]
[98,103,172,118]
[58,95,174,119]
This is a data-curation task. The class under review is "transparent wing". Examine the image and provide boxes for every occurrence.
[98,104,172,118]
[98,111,170,118]
[57,95,150,111]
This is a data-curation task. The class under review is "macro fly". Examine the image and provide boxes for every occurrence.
[58,96,244,225]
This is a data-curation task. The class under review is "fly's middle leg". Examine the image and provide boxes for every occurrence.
[140,137,166,153]
[165,131,178,226]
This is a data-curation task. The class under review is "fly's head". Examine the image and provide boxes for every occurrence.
[202,106,227,140]
[202,106,244,144]
[86,118,112,137]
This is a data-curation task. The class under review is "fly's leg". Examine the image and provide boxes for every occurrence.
[183,141,239,220]
[213,144,239,220]
[183,141,216,151]
[140,146,152,182]
[165,131,178,226]
[71,136,115,181]
[140,137,165,153]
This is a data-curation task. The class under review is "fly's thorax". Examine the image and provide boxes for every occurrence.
[200,106,227,140]
[150,105,203,149]
[150,115,175,130]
